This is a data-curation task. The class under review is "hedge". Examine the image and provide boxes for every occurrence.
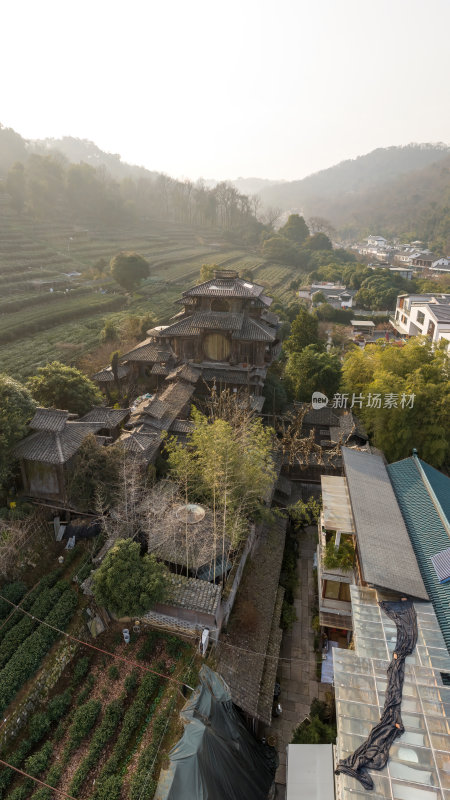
[0,582,27,621]
[128,696,176,800]
[69,699,123,796]
[0,581,69,669]
[64,699,102,758]
[0,689,70,799]
[93,671,162,799]
[0,588,78,714]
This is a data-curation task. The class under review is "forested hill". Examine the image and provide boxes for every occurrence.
[259,144,450,211]
[0,124,263,242]
[259,143,450,251]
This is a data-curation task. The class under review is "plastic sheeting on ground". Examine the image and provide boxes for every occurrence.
[335,598,418,790]
[155,665,277,800]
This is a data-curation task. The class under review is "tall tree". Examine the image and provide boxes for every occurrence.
[285,345,341,401]
[341,339,450,467]
[27,362,101,416]
[0,375,36,492]
[92,539,170,616]
[110,251,149,291]
[279,214,310,245]
[284,306,322,355]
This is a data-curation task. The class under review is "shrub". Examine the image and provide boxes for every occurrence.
[47,689,72,722]
[0,581,27,620]
[124,669,139,694]
[0,587,78,713]
[66,699,101,756]
[323,535,355,571]
[71,655,91,687]
[108,665,119,680]
[28,712,51,745]
[69,699,123,796]
[25,741,53,777]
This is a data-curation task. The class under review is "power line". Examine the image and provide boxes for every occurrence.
[0,594,194,691]
[0,759,77,800]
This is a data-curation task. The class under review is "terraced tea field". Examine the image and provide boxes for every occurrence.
[0,560,199,800]
[0,198,299,379]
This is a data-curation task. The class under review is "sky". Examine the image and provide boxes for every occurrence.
[2,0,450,182]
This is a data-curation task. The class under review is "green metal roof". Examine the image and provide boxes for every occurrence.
[387,454,450,653]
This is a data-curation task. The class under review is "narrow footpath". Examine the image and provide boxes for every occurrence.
[265,525,324,797]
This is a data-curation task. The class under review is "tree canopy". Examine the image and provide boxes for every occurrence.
[67,434,122,511]
[110,252,150,291]
[27,362,101,416]
[0,374,36,491]
[279,214,310,245]
[342,339,450,467]
[92,538,170,617]
[166,403,276,545]
[285,345,342,402]
[284,305,322,355]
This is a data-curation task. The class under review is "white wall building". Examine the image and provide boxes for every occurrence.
[391,293,450,347]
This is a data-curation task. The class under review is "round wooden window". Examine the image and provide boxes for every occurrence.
[203,333,230,361]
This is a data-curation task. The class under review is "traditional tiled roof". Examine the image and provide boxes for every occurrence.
[14,422,103,464]
[92,364,129,382]
[169,419,195,435]
[217,518,287,724]
[119,338,173,363]
[200,367,266,385]
[140,381,195,430]
[165,364,201,384]
[159,574,222,615]
[329,412,368,444]
[79,407,130,426]
[387,454,450,653]
[342,447,428,600]
[30,408,70,433]
[181,275,265,299]
[302,405,339,427]
[151,363,170,376]
[157,311,276,342]
[117,430,161,462]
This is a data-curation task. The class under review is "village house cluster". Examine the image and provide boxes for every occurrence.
[354,234,450,274]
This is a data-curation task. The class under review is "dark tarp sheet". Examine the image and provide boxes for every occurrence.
[155,666,277,800]
[63,521,101,539]
[335,598,418,790]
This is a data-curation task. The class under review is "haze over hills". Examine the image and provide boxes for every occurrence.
[1,124,449,251]
[257,143,450,211]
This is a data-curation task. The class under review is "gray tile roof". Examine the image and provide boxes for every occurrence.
[79,407,130,426]
[200,367,265,385]
[302,405,339,426]
[163,574,222,615]
[92,364,130,382]
[182,276,265,299]
[165,364,201,384]
[140,381,195,430]
[14,422,103,464]
[158,312,276,342]
[30,408,70,432]
[119,338,173,363]
[151,363,170,375]
[117,430,161,462]
[428,304,450,322]
[342,447,428,600]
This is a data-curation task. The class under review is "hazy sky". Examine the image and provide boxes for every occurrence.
[2,0,450,182]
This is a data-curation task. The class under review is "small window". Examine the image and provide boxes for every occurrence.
[320,429,329,435]
[416,311,425,325]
